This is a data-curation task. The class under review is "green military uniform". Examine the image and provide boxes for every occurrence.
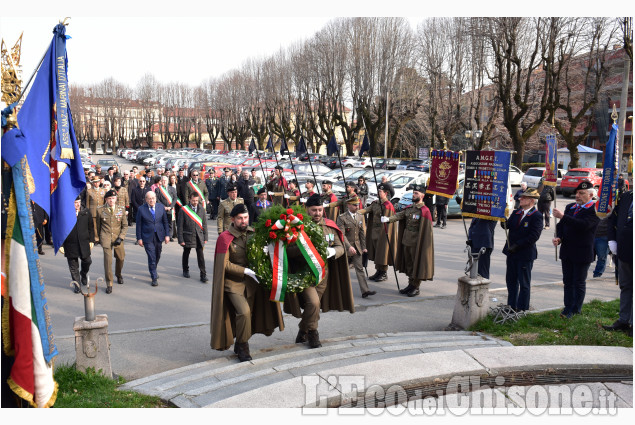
[360,200,397,275]
[223,224,257,343]
[86,185,105,243]
[388,200,435,291]
[217,197,244,234]
[266,175,287,206]
[337,208,370,294]
[114,186,129,215]
[96,204,127,290]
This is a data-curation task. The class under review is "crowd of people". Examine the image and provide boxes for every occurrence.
[52,161,631,362]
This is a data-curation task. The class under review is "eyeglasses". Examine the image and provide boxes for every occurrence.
[192,174,199,177]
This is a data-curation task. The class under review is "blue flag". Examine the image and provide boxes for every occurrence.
[327,135,338,156]
[279,137,288,154]
[296,136,307,154]
[1,23,85,253]
[359,134,370,158]
[249,138,256,154]
[266,136,274,152]
[597,123,619,217]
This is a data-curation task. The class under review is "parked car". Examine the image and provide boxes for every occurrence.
[97,158,119,169]
[375,158,402,170]
[395,160,413,170]
[340,156,374,168]
[509,165,524,186]
[366,170,430,206]
[406,160,430,172]
[521,167,564,190]
[94,146,104,155]
[559,168,603,197]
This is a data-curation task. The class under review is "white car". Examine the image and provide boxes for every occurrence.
[521,167,564,189]
[365,170,430,206]
[509,165,524,186]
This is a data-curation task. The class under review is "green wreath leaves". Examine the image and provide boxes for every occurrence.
[247,204,328,294]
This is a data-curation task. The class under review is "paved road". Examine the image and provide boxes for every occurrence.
[39,155,621,380]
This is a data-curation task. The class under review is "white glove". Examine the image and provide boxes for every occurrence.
[283,194,290,199]
[263,245,269,254]
[322,202,330,208]
[244,268,259,283]
[59,247,65,254]
[327,247,336,258]
[380,216,390,223]
[268,191,275,196]
[608,240,618,255]
[300,198,307,203]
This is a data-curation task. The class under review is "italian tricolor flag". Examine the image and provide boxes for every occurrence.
[3,203,58,407]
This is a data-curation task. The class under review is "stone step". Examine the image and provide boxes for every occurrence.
[121,331,512,407]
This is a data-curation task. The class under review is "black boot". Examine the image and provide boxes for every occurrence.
[368,271,380,281]
[235,342,252,362]
[399,284,413,295]
[295,329,308,343]
[307,330,322,348]
[374,272,387,282]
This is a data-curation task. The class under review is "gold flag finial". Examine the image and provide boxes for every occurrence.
[611,104,618,124]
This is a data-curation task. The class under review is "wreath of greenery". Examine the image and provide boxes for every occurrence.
[246,204,328,294]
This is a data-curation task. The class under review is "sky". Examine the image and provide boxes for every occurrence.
[4,0,626,91]
[0,1,426,90]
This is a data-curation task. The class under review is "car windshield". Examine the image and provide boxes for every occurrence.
[525,169,544,177]
[390,176,414,188]
[566,170,591,177]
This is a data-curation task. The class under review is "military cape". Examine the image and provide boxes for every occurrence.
[283,218,355,317]
[210,228,284,351]
[394,204,435,281]
[365,200,398,266]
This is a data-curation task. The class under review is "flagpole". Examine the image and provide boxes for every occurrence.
[300,131,321,196]
[361,117,400,291]
[331,131,348,189]
[282,135,300,198]
[250,136,273,204]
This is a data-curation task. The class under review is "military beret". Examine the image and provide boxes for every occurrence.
[410,183,426,192]
[377,183,390,192]
[521,188,540,199]
[345,181,358,189]
[305,179,315,185]
[108,166,114,171]
[274,165,283,170]
[346,196,360,205]
[75,195,82,201]
[251,168,257,172]
[322,180,333,186]
[230,204,249,217]
[305,194,322,207]
[91,176,101,183]
[575,180,593,192]
[257,187,266,195]
[227,183,238,191]
[223,167,231,172]
[104,189,117,200]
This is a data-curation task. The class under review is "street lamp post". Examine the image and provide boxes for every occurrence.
[465,129,483,150]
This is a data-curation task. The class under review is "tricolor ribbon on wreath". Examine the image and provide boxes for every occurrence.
[266,209,326,302]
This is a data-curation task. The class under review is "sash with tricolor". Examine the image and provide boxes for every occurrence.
[158,185,173,206]
[188,180,206,209]
[267,212,325,302]
[182,205,204,230]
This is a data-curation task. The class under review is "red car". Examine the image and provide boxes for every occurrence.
[559,168,603,197]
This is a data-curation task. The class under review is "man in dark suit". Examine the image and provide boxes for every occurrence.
[178,191,209,282]
[553,181,600,318]
[155,175,177,238]
[136,191,171,286]
[502,188,543,311]
[62,196,95,292]
[604,190,633,336]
